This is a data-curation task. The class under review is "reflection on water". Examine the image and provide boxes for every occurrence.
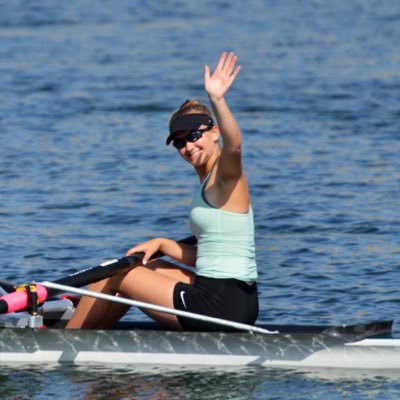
[2,364,400,400]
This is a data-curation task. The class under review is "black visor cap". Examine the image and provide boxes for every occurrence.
[166,114,214,145]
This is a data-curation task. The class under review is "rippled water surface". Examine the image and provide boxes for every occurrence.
[1,0,400,398]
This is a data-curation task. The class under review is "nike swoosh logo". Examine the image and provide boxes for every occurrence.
[180,290,187,309]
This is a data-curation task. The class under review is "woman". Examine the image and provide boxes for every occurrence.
[67,52,258,331]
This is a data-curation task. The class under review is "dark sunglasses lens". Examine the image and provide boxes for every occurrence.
[172,139,186,149]
[186,131,201,142]
[172,131,203,149]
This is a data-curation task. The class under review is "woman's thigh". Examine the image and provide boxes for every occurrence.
[144,259,195,283]
[111,260,196,329]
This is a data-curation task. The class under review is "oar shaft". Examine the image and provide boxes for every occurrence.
[49,256,139,297]
[41,281,278,335]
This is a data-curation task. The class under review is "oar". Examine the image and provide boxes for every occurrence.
[41,281,278,335]
[0,279,16,294]
[0,235,197,315]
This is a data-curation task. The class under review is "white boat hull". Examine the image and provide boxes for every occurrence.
[1,324,399,369]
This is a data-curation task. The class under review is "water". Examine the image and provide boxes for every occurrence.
[0,0,399,398]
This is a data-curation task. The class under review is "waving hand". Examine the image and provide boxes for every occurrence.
[204,52,241,101]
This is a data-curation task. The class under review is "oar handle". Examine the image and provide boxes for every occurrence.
[0,279,16,294]
[0,285,48,314]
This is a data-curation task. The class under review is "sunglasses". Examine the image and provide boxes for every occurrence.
[172,125,213,150]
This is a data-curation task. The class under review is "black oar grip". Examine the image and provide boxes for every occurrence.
[0,299,8,314]
[49,256,140,297]
[0,280,16,294]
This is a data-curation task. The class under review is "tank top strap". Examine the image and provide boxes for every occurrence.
[202,156,219,184]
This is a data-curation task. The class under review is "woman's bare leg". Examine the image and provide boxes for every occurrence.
[65,278,117,329]
[66,260,195,329]
[95,261,195,328]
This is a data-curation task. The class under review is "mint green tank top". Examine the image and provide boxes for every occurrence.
[189,178,258,281]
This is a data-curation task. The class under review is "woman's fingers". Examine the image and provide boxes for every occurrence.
[205,52,241,100]
[126,246,152,264]
[204,64,211,81]
[231,64,241,80]
[215,52,240,81]
[142,248,156,265]
[126,240,160,264]
[217,52,238,75]
[224,52,236,74]
[215,51,227,72]
[126,245,141,256]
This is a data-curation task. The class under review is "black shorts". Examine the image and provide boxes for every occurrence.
[173,275,258,331]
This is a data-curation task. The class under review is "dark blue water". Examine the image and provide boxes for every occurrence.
[1,0,400,398]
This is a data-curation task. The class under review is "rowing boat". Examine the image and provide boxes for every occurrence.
[1,245,399,370]
[0,298,398,369]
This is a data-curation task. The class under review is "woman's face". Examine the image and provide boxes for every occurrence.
[174,125,219,167]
